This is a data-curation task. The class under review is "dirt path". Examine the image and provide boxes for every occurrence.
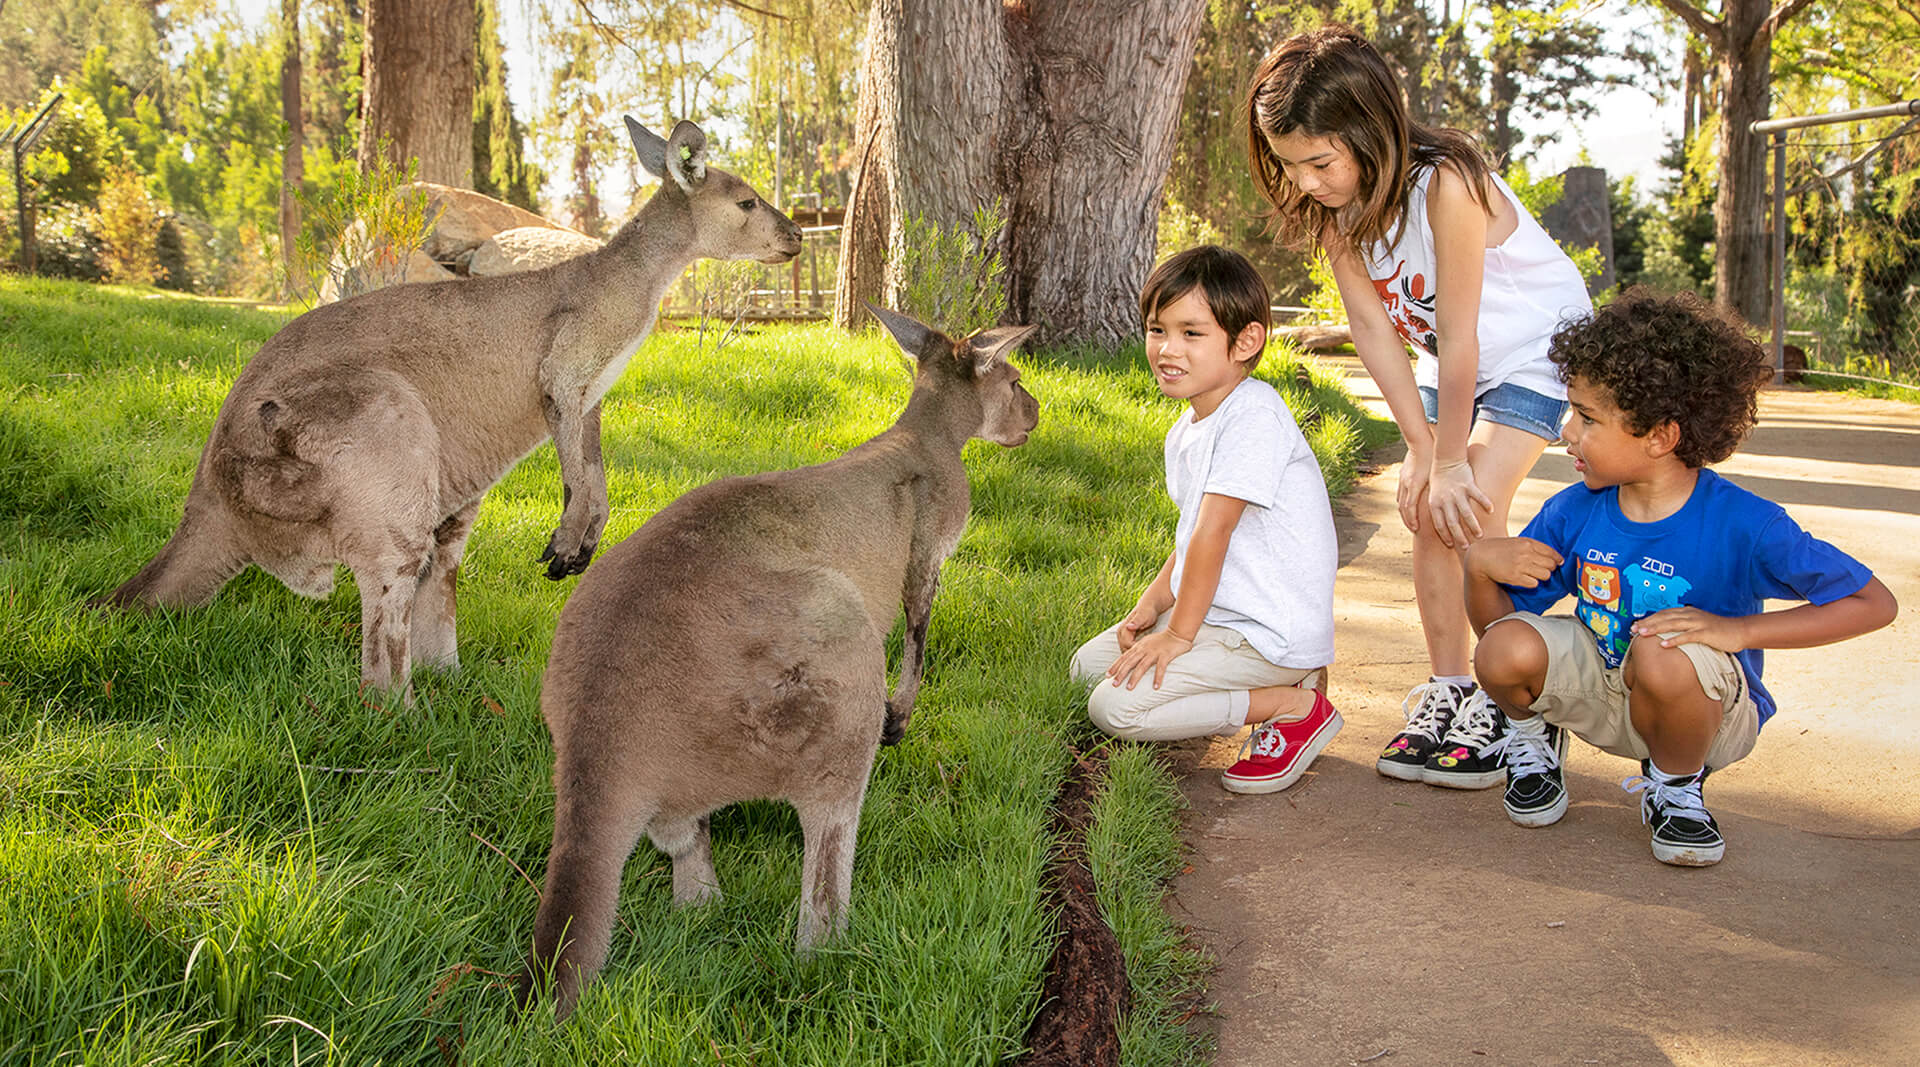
[1169,363,1920,1066]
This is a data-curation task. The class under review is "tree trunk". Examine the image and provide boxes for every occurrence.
[1714,0,1771,326]
[279,0,304,292]
[359,0,474,187]
[840,0,1208,346]
[831,0,893,331]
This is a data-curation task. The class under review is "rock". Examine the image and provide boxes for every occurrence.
[404,182,565,261]
[468,226,606,277]
[317,225,456,304]
[1537,165,1615,295]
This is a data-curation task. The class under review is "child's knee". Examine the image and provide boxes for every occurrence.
[1624,635,1708,703]
[1474,617,1548,688]
[1068,636,1117,686]
[1086,686,1151,740]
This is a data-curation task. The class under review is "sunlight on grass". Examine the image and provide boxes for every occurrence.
[0,276,1389,1064]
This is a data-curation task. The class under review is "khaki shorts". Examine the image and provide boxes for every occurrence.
[1497,612,1760,770]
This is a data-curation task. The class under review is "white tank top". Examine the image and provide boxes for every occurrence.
[1360,165,1590,400]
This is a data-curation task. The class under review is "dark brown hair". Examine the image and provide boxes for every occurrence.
[1549,288,1772,468]
[1246,24,1494,254]
[1140,245,1273,370]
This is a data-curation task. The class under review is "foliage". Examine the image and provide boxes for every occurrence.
[1155,199,1226,266]
[473,0,543,212]
[0,276,1388,1065]
[93,165,164,285]
[24,203,107,282]
[291,143,438,306]
[897,200,1010,336]
[0,0,166,115]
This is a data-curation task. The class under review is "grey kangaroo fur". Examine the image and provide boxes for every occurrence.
[517,306,1040,1021]
[94,118,800,698]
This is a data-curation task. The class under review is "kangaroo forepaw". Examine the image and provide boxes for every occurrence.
[881,700,908,747]
[538,540,595,580]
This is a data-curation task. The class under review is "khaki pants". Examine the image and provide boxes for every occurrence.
[1070,618,1319,742]
[1497,612,1759,770]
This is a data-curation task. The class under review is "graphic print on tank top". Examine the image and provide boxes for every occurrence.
[1371,259,1437,355]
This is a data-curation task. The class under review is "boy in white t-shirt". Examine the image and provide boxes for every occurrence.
[1070,245,1342,793]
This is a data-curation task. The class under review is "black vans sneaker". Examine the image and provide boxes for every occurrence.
[1376,680,1470,781]
[1420,688,1508,789]
[1502,717,1569,827]
[1623,762,1723,866]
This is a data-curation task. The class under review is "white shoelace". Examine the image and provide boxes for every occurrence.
[1505,720,1558,777]
[1621,772,1710,824]
[1440,689,1505,753]
[1240,720,1290,761]
[1400,681,1465,740]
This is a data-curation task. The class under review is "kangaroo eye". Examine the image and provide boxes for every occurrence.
[737,199,756,212]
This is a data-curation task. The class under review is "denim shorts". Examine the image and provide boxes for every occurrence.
[1419,382,1567,443]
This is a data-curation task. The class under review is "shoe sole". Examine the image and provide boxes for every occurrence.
[1223,712,1344,795]
[1419,766,1506,790]
[1375,756,1427,782]
[1505,789,1568,827]
[1652,839,1724,866]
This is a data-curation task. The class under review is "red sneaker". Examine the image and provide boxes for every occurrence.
[1221,689,1343,794]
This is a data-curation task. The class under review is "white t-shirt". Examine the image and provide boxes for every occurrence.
[1165,377,1337,669]
[1361,165,1590,401]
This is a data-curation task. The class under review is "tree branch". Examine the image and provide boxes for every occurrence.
[1787,114,1920,196]
[1762,0,1821,40]
[1647,0,1723,51]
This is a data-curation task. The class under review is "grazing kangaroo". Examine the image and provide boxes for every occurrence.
[94,118,801,698]
[517,306,1040,1021]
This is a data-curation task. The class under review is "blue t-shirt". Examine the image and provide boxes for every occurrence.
[1505,469,1874,727]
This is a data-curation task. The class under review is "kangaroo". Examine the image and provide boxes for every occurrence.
[94,118,801,698]
[517,306,1040,1021]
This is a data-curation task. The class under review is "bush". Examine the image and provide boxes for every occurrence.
[30,204,106,283]
[94,167,164,285]
[897,199,1008,335]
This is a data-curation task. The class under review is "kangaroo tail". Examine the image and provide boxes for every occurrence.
[93,504,246,610]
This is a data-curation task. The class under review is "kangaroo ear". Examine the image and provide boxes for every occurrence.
[966,324,1038,376]
[664,120,708,192]
[867,303,935,360]
[626,116,668,178]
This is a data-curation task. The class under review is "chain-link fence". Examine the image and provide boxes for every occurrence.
[1756,100,1920,392]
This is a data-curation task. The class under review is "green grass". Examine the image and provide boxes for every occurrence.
[0,275,1390,1065]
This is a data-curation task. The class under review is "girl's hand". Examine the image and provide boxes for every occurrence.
[1428,459,1493,548]
[1106,629,1194,691]
[1396,453,1431,533]
[1466,536,1562,588]
[1115,602,1160,652]
[1632,608,1748,654]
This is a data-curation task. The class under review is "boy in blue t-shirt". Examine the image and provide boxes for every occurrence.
[1462,290,1897,867]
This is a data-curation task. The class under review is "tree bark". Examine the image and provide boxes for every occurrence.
[840,0,1208,346]
[831,0,893,331]
[1652,0,1818,326]
[279,0,304,291]
[359,0,474,187]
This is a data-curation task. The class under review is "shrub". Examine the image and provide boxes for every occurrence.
[94,167,164,285]
[896,199,1007,335]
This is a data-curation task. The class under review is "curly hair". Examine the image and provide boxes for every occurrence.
[1548,288,1772,468]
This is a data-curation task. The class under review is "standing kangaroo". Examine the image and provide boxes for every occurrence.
[517,307,1040,1021]
[95,118,801,698]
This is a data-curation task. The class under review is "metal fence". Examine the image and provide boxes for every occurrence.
[1753,100,1920,392]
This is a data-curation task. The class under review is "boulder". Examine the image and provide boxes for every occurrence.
[469,226,606,277]
[405,182,565,262]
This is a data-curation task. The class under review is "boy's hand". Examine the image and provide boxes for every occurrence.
[1633,608,1748,653]
[1467,536,1563,587]
[1428,459,1493,548]
[1107,630,1193,691]
[1115,602,1160,652]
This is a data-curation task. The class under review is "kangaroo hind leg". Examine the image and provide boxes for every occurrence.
[793,794,865,955]
[409,501,479,671]
[649,812,720,906]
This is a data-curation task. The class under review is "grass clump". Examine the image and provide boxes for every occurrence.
[0,274,1388,1063]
